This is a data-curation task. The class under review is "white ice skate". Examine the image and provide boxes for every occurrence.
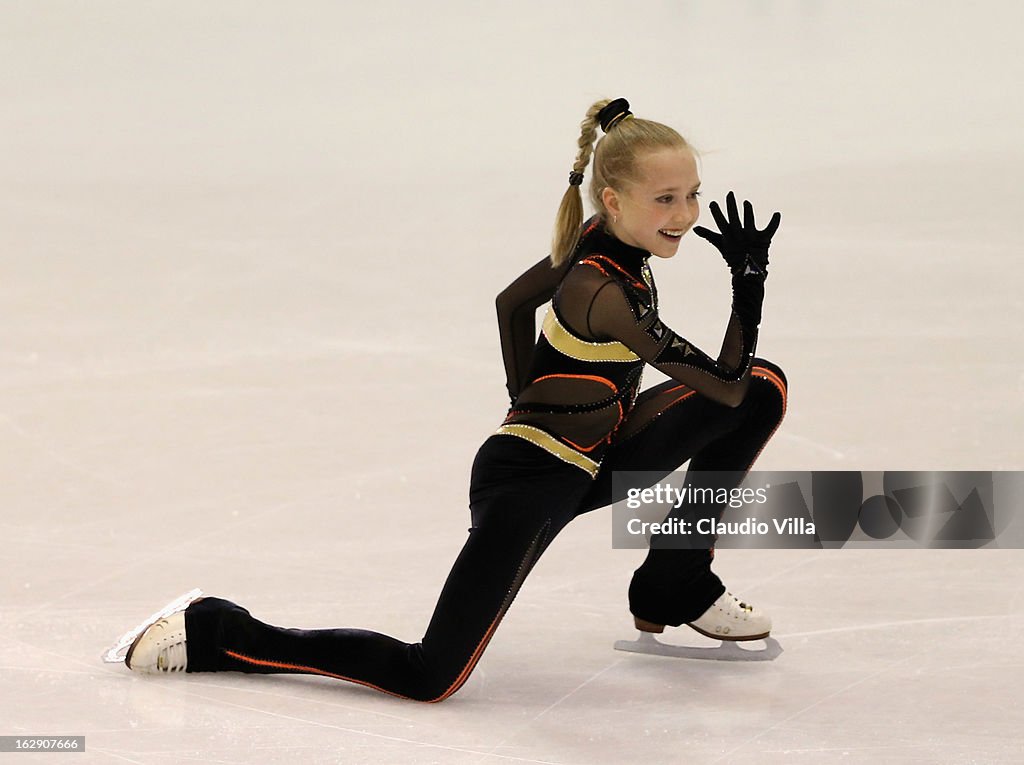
[614,592,783,662]
[101,589,204,668]
[125,612,188,672]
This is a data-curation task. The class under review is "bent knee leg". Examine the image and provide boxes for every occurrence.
[752,357,787,391]
[751,359,788,408]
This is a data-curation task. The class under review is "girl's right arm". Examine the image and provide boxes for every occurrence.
[496,255,573,402]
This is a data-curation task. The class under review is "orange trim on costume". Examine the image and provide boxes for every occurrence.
[562,436,597,452]
[533,373,618,392]
[580,254,647,291]
[579,257,612,278]
[743,365,789,471]
[752,367,788,411]
[433,612,505,701]
[661,384,691,396]
[668,389,697,408]
[529,372,624,452]
[562,426,616,453]
[227,628,501,704]
[223,650,418,702]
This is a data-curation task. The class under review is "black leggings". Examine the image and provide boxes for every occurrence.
[184,360,787,701]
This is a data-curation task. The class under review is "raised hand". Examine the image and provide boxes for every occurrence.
[692,191,781,278]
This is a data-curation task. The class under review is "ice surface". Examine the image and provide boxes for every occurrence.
[3,1,1023,763]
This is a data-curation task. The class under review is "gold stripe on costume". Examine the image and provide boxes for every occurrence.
[494,424,599,477]
[542,309,639,363]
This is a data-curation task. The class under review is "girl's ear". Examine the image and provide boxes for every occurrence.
[602,186,621,219]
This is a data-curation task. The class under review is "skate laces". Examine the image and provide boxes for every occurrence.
[156,638,188,672]
[726,593,754,614]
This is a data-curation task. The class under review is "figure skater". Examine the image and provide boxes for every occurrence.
[115,97,788,702]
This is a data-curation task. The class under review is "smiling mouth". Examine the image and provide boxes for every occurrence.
[658,229,685,241]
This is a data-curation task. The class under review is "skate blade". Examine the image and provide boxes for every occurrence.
[613,631,783,662]
[102,589,204,664]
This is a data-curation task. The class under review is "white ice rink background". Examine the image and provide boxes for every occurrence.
[2,1,1023,763]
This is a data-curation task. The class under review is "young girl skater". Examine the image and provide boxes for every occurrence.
[116,98,788,702]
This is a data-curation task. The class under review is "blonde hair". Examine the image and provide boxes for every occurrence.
[550,99,691,267]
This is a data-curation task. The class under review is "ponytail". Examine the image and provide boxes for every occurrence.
[549,99,609,267]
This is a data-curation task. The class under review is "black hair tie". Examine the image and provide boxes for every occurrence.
[568,171,584,186]
[598,98,633,132]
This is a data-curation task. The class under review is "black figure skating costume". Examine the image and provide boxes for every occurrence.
[183,218,788,701]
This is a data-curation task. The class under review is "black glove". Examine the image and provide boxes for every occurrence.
[693,191,781,279]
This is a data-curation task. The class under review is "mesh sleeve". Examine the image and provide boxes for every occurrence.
[495,255,572,400]
[586,278,763,408]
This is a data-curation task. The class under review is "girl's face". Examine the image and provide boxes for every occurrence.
[602,147,701,259]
